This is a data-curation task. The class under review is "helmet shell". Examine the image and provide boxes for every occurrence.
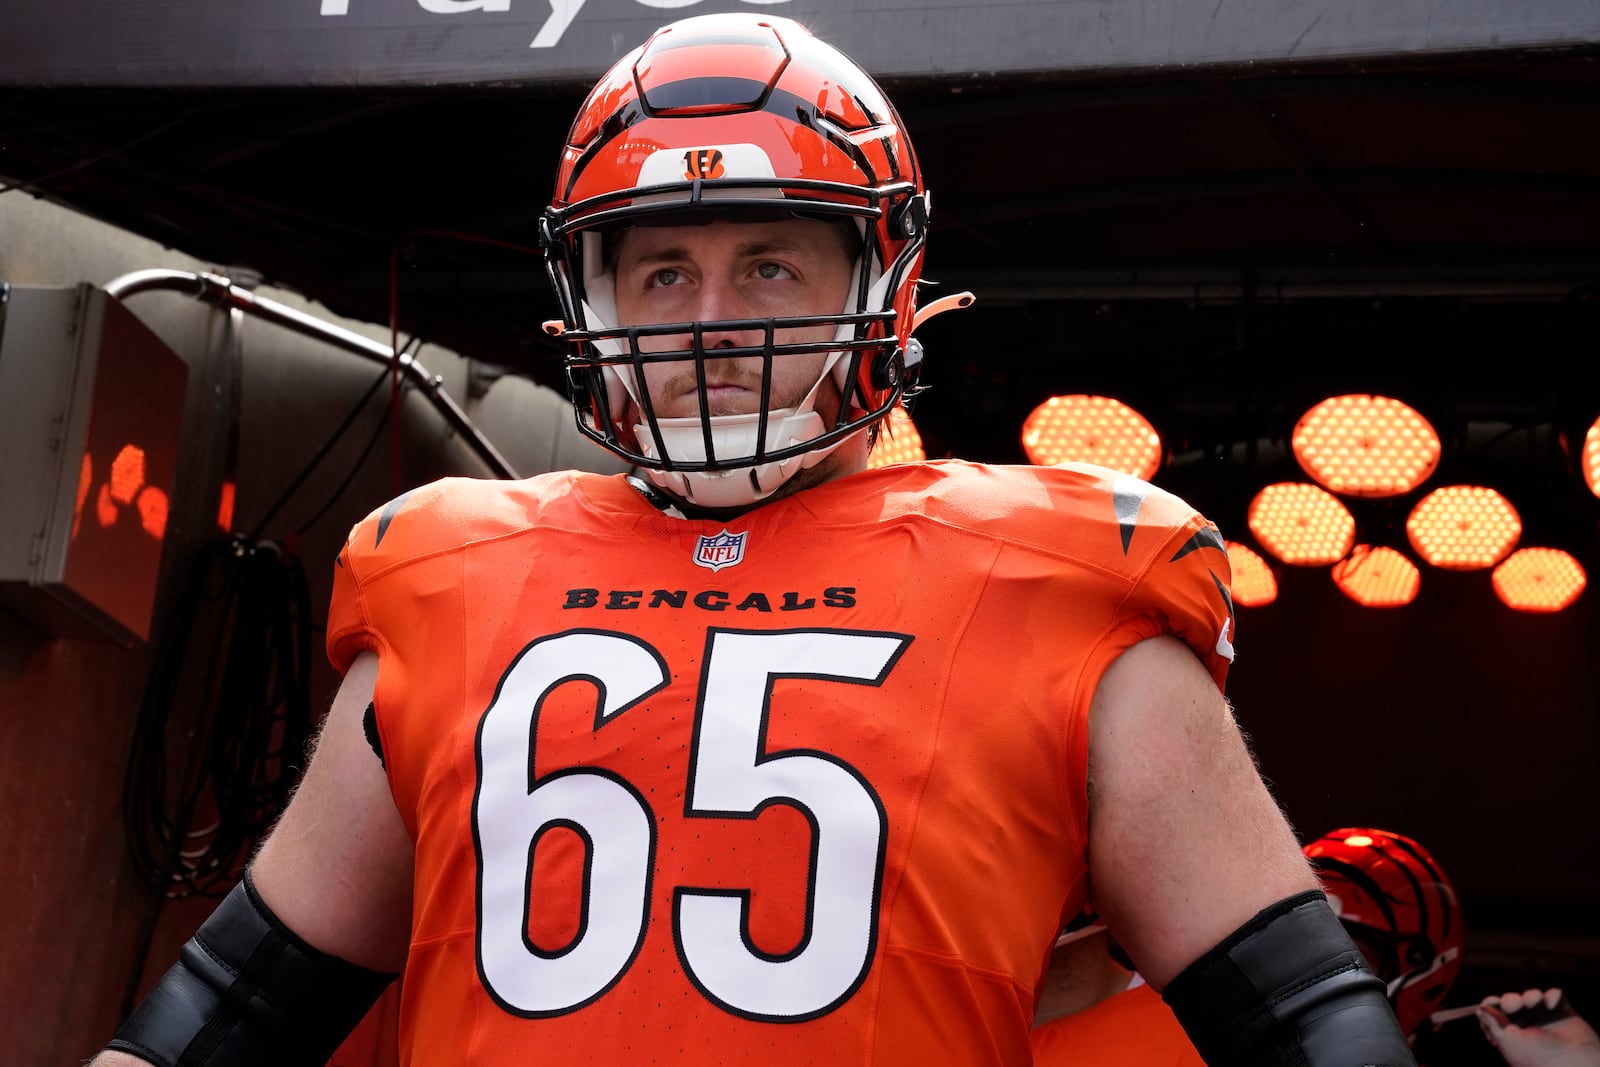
[1304,827,1464,1036]
[543,13,928,481]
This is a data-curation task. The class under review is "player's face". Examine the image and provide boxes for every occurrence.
[611,217,855,420]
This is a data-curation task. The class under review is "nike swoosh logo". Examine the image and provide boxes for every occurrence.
[1215,618,1236,662]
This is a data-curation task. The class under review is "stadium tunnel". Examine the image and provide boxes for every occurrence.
[3,3,1599,1063]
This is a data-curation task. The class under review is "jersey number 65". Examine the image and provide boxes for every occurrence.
[472,626,912,1023]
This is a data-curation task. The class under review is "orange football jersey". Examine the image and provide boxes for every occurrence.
[1030,981,1206,1066]
[325,460,1235,1066]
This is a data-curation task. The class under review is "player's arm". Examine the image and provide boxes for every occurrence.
[1087,635,1415,1066]
[92,652,412,1067]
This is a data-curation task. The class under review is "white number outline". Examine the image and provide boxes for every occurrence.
[674,627,910,1022]
[470,625,911,1022]
[473,629,668,1018]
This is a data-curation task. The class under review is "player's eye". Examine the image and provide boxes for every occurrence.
[754,261,794,281]
[648,267,683,288]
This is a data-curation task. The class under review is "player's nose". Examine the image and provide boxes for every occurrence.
[689,277,764,352]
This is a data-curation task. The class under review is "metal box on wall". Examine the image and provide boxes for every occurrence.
[0,283,189,644]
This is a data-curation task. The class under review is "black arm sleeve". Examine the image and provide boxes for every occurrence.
[1162,889,1417,1067]
[107,871,397,1067]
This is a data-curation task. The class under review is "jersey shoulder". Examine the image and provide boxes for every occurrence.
[337,470,608,575]
[874,460,1222,577]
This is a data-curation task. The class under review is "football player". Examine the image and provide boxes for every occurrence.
[95,14,1413,1066]
[1306,827,1600,1067]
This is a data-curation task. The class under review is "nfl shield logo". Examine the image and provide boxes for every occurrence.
[694,529,747,572]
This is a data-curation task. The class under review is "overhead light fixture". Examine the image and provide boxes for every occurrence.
[1020,394,1162,480]
[1583,416,1600,498]
[1292,394,1440,498]
[1247,482,1357,565]
[868,405,926,467]
[1405,485,1521,570]
[1224,541,1278,606]
[1492,547,1587,612]
[1331,545,1421,607]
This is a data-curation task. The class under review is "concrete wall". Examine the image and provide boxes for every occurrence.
[0,190,625,1064]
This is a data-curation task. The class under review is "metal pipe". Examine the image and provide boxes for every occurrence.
[104,268,518,479]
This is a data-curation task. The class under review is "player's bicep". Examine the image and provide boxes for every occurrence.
[1085,635,1315,989]
[250,651,413,972]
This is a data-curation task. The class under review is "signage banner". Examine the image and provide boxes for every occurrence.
[3,0,1598,88]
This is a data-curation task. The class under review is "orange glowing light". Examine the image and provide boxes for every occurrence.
[1225,541,1278,607]
[1020,395,1162,480]
[1292,394,1440,498]
[136,486,169,540]
[868,406,926,467]
[1246,482,1357,565]
[96,483,118,528]
[109,444,147,505]
[1406,485,1521,570]
[217,480,237,532]
[1492,547,1587,613]
[1331,545,1421,607]
[1342,834,1375,848]
[74,453,94,540]
[1584,417,1600,499]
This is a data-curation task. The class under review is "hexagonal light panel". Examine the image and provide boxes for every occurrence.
[1331,544,1421,607]
[1020,395,1162,480]
[1247,482,1357,566]
[1225,541,1278,607]
[1492,547,1587,612]
[1583,417,1600,499]
[1292,394,1440,498]
[868,405,926,467]
[1405,485,1521,570]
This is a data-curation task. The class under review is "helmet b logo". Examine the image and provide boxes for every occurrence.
[683,149,725,181]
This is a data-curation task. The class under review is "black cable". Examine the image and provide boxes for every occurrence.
[119,334,418,1016]
[295,384,398,537]
[121,540,230,893]
[246,336,419,542]
[118,536,314,1017]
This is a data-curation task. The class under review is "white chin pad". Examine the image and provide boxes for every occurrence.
[636,409,840,508]
[638,408,822,464]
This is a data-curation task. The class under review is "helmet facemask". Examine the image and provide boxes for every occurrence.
[540,13,932,509]
[546,186,924,509]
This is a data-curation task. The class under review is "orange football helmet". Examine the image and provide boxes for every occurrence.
[541,13,930,507]
[1303,827,1464,1037]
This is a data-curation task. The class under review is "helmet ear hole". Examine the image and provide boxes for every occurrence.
[889,193,929,239]
[1404,938,1435,969]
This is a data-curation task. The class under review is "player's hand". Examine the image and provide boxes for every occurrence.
[1476,988,1600,1067]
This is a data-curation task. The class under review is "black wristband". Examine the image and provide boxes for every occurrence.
[1163,889,1417,1067]
[108,871,397,1067]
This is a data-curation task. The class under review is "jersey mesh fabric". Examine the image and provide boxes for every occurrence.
[1030,983,1206,1066]
[326,460,1235,1066]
